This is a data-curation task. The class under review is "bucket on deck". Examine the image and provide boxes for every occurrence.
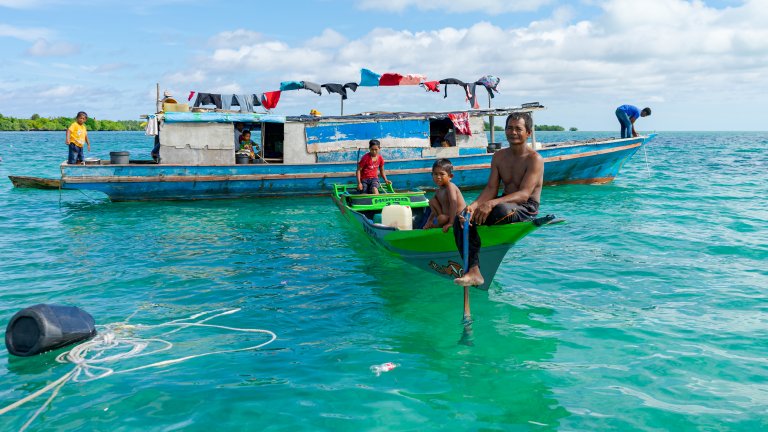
[381,205,413,230]
[109,151,130,164]
[235,153,250,164]
[5,304,96,357]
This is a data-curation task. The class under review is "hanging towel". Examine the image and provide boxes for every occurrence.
[322,83,348,99]
[400,74,426,85]
[221,94,237,110]
[193,93,223,108]
[344,82,359,93]
[420,81,440,92]
[261,91,282,110]
[467,83,480,109]
[475,75,500,98]
[379,73,403,86]
[360,68,381,86]
[251,94,262,107]
[280,81,304,91]
[145,114,158,136]
[188,91,195,102]
[438,78,466,99]
[448,112,472,136]
[232,94,253,113]
[302,81,322,95]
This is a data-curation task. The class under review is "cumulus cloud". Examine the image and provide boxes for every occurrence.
[39,85,81,98]
[0,23,51,41]
[167,0,767,124]
[356,0,553,14]
[26,38,79,56]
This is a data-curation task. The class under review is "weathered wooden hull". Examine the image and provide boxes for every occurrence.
[9,175,61,190]
[60,135,654,201]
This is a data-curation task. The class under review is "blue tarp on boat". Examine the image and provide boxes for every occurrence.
[163,112,286,124]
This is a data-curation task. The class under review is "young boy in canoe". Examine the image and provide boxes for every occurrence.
[65,111,91,164]
[423,158,466,232]
[356,139,391,194]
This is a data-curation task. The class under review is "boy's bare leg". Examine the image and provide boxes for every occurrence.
[436,214,450,227]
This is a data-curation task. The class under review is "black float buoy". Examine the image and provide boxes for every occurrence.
[5,304,96,357]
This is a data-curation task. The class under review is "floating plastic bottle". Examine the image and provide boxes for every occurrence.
[370,362,397,376]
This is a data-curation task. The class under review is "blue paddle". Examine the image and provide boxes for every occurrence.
[461,211,472,325]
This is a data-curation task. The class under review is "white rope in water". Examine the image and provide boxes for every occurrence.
[0,308,277,431]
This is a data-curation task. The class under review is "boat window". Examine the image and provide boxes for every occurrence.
[429,118,456,147]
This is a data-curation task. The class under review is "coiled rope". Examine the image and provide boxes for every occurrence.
[1,308,277,431]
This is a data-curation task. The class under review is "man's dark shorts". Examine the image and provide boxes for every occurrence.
[484,198,540,225]
[361,178,380,194]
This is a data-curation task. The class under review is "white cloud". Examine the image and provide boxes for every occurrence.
[165,70,207,84]
[208,29,263,48]
[39,85,81,98]
[306,29,347,49]
[26,38,79,56]
[0,23,52,41]
[356,0,554,14]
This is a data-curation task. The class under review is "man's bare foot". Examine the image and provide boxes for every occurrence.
[454,268,484,287]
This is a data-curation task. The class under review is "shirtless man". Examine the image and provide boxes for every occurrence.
[453,112,544,287]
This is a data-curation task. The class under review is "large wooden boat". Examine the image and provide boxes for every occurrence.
[55,106,655,201]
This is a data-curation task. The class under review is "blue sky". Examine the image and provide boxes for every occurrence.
[1,0,765,130]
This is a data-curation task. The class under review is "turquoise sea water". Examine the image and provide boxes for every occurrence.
[1,131,766,431]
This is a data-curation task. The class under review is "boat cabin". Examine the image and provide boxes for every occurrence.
[154,105,542,166]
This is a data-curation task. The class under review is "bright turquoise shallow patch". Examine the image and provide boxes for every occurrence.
[0,131,766,430]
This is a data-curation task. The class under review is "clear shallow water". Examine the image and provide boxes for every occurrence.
[1,131,766,431]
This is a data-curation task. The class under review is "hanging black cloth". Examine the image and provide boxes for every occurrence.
[322,83,348,100]
[438,78,466,99]
[193,93,223,109]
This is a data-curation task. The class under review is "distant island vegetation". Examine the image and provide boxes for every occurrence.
[0,113,143,131]
[483,121,578,132]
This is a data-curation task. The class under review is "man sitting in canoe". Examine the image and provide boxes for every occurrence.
[454,112,544,287]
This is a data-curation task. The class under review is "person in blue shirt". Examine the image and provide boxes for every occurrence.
[615,105,651,138]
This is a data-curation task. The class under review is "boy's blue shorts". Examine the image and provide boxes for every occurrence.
[361,178,380,194]
[68,143,84,164]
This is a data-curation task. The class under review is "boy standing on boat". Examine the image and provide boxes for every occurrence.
[454,112,543,287]
[424,159,466,232]
[65,111,91,165]
[356,139,391,194]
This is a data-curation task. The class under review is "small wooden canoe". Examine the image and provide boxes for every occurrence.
[9,175,61,190]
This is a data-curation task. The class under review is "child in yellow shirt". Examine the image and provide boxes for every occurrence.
[65,111,91,164]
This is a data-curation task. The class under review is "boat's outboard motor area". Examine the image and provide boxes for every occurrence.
[5,304,96,357]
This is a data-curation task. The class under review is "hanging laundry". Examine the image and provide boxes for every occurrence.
[322,83,348,99]
[379,73,403,86]
[438,78,466,99]
[221,94,236,110]
[448,112,472,136]
[420,81,440,92]
[400,74,426,85]
[467,83,480,109]
[302,81,322,95]
[250,94,262,107]
[188,91,195,102]
[261,91,282,110]
[145,114,158,136]
[193,93,223,109]
[280,81,304,91]
[231,94,253,113]
[343,82,359,93]
[360,68,381,86]
[475,75,500,98]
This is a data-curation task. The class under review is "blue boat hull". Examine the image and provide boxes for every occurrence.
[61,135,653,201]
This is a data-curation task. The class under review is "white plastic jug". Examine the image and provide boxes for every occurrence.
[381,205,413,230]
